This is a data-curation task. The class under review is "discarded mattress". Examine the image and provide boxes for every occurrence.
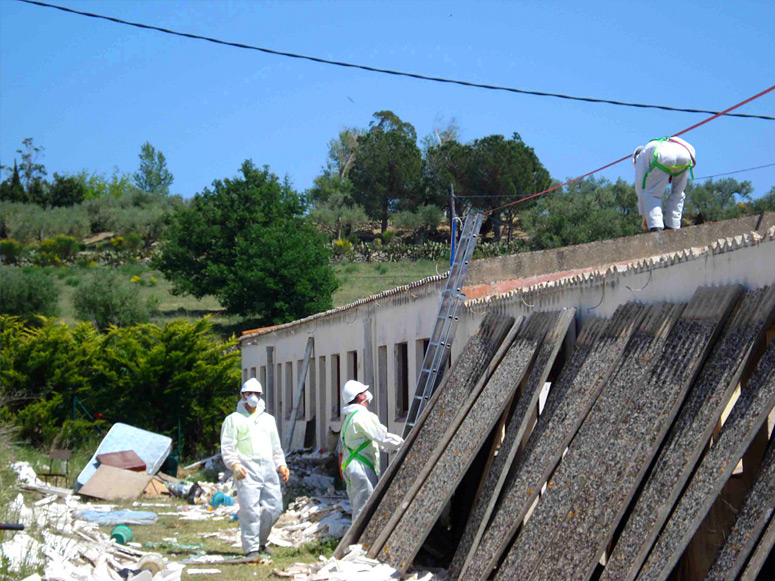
[75,423,172,490]
[96,450,147,472]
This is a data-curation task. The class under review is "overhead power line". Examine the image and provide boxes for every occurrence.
[485,85,775,215]
[17,0,775,121]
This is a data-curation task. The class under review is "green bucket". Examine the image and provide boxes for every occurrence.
[110,525,133,545]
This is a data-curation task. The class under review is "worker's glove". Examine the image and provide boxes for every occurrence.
[278,465,290,482]
[381,433,404,452]
[232,463,247,481]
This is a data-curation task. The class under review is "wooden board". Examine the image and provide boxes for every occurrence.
[78,465,153,501]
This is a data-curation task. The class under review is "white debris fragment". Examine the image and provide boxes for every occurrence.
[11,461,46,486]
[0,531,44,572]
[186,569,222,575]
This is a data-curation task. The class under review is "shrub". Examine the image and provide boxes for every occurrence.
[332,238,353,257]
[417,205,444,231]
[73,271,157,329]
[0,239,23,264]
[0,267,59,320]
[124,232,144,254]
[392,210,423,232]
[0,315,240,456]
[381,229,397,245]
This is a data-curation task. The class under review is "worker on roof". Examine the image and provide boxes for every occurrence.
[633,136,696,232]
[221,378,290,560]
[340,379,404,520]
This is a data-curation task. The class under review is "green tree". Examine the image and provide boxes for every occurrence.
[752,186,775,214]
[16,138,47,192]
[309,191,369,240]
[521,177,641,249]
[350,111,422,232]
[133,141,174,196]
[49,173,87,207]
[683,178,754,224]
[156,160,338,322]
[453,133,552,242]
[420,118,462,215]
[0,161,26,203]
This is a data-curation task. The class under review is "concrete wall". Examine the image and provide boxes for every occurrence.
[467,212,775,286]
[240,223,775,453]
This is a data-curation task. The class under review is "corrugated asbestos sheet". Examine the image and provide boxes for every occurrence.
[338,285,775,580]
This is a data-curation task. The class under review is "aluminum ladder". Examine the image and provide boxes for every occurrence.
[402,211,484,438]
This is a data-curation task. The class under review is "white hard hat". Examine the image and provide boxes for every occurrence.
[342,380,369,405]
[241,377,263,394]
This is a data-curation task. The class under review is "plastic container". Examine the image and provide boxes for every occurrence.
[210,491,234,508]
[110,525,133,545]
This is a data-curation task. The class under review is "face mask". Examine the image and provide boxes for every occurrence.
[364,391,373,404]
[245,394,260,408]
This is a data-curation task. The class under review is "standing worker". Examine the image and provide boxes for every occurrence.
[221,378,290,559]
[340,380,404,520]
[633,136,696,231]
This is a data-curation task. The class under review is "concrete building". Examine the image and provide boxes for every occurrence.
[239,213,775,453]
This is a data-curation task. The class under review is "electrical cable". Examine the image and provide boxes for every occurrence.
[16,0,775,121]
[485,85,775,216]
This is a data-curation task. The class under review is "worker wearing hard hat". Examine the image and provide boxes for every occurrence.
[221,378,290,559]
[633,136,696,231]
[340,380,404,519]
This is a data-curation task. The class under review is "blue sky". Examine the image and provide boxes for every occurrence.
[1,0,774,200]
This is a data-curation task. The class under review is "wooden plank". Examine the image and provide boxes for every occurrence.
[334,312,515,558]
[525,286,742,581]
[364,314,522,557]
[460,302,648,581]
[378,312,555,573]
[706,434,775,580]
[636,338,775,581]
[285,337,314,452]
[447,308,576,580]
[602,285,775,581]
[77,465,153,501]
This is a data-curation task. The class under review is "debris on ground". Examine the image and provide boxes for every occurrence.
[272,545,446,580]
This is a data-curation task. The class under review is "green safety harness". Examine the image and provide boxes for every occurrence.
[641,137,696,188]
[340,409,376,480]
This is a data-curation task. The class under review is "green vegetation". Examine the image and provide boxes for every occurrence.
[1,316,240,456]
[332,260,447,306]
[155,160,338,323]
[73,270,159,330]
[0,267,60,321]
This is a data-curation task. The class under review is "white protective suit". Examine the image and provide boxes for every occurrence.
[340,401,402,520]
[634,136,696,230]
[221,399,286,553]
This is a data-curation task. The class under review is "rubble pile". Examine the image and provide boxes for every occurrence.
[273,545,445,581]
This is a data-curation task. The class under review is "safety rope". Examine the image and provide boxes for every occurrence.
[484,84,775,216]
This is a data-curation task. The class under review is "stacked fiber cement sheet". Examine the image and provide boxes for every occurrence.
[740,512,775,581]
[602,285,775,581]
[460,302,647,581]
[447,308,576,580]
[512,286,742,581]
[706,434,775,580]
[493,300,688,581]
[377,311,568,573]
[351,312,517,555]
[636,338,775,581]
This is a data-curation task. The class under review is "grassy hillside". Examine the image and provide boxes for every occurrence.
[42,260,448,336]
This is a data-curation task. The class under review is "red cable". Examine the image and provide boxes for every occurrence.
[485,84,775,215]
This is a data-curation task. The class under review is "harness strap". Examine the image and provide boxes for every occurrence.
[641,137,696,188]
[340,410,376,476]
